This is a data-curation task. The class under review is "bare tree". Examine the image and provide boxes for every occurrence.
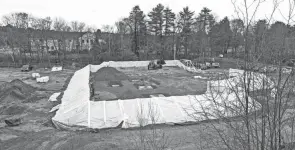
[129,100,179,150]
[39,17,52,67]
[2,12,29,28]
[70,21,79,32]
[53,17,66,31]
[115,19,129,34]
[1,12,32,64]
[85,25,97,32]
[187,1,295,150]
[102,25,114,56]
[53,17,71,63]
[78,22,86,32]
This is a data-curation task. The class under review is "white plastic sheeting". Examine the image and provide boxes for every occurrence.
[88,94,258,129]
[52,65,90,127]
[229,68,244,77]
[50,104,61,112]
[54,92,259,129]
[48,92,61,102]
[213,69,274,91]
[32,73,40,78]
[52,66,63,72]
[36,76,49,83]
[194,76,207,79]
[90,60,191,73]
[52,62,261,130]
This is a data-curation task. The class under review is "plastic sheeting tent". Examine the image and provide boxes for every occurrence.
[52,61,261,130]
[210,68,274,92]
[90,60,189,73]
[229,68,244,77]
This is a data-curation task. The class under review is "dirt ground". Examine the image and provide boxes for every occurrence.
[92,67,208,101]
[0,66,228,150]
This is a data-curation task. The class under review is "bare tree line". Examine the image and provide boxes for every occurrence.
[0,2,295,68]
[122,1,295,150]
[180,0,295,150]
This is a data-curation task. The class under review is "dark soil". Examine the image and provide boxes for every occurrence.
[23,92,48,103]
[118,89,142,99]
[0,79,36,104]
[0,105,26,115]
[108,80,123,87]
[133,79,158,89]
[93,67,130,81]
[0,79,35,95]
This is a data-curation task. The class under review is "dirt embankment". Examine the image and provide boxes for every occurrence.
[0,79,36,115]
[0,79,36,103]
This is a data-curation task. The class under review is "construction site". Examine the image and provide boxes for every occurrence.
[0,59,277,149]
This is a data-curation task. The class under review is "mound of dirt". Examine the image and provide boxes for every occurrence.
[0,79,36,102]
[0,79,35,95]
[93,67,130,81]
[0,105,26,115]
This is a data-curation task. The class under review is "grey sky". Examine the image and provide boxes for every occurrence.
[0,0,292,29]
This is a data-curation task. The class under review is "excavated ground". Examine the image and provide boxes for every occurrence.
[0,62,246,150]
[91,66,210,101]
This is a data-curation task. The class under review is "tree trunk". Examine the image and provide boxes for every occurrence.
[11,47,16,67]
[185,36,188,59]
[45,39,51,67]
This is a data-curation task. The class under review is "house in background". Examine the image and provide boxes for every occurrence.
[30,31,91,52]
[79,32,96,51]
[30,31,98,52]
[0,25,105,53]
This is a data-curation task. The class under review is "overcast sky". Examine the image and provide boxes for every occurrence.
[0,0,292,29]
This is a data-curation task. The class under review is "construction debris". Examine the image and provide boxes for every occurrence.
[52,66,63,72]
[4,117,22,127]
[32,73,40,79]
[21,64,33,72]
[138,85,153,90]
[194,76,207,79]
[48,92,61,102]
[36,76,50,83]
[148,59,165,70]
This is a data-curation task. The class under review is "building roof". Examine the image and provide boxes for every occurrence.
[0,26,86,40]
[31,30,85,39]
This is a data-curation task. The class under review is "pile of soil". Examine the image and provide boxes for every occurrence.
[0,79,36,102]
[93,67,130,81]
[23,92,48,103]
[1,105,26,115]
